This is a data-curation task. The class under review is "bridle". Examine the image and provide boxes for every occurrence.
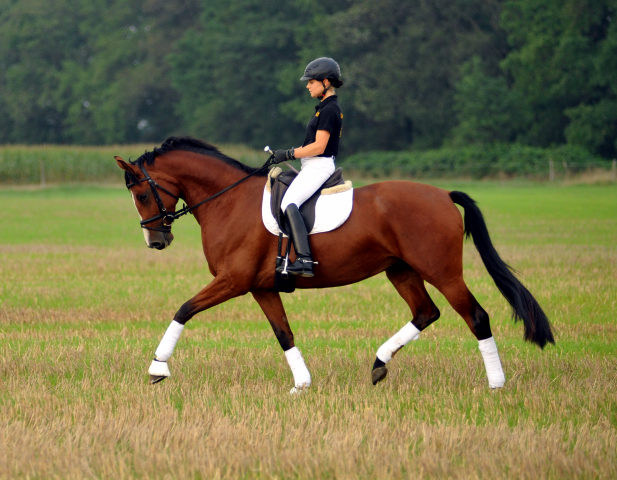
[127,156,275,233]
[126,162,183,232]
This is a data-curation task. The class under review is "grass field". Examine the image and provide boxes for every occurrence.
[1,180,616,479]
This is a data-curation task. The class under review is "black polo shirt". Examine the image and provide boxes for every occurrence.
[302,95,343,158]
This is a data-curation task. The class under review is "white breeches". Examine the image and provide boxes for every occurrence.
[281,156,335,212]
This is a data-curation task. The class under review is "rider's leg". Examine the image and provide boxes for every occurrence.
[280,156,335,212]
[282,203,314,277]
[279,157,334,277]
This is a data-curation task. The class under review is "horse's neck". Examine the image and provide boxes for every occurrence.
[156,151,266,271]
[161,151,261,223]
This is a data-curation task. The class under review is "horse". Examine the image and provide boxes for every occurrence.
[115,136,554,393]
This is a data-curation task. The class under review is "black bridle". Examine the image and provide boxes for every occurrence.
[127,156,275,233]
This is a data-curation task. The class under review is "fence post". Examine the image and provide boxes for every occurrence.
[612,159,616,183]
[40,160,46,186]
[549,159,554,183]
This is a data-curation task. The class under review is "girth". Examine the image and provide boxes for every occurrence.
[270,167,345,236]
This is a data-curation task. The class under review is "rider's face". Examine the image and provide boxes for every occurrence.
[306,79,329,98]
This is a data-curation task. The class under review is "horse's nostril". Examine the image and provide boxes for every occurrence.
[149,241,165,250]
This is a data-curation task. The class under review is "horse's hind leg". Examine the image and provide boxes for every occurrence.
[372,261,441,385]
[435,276,506,389]
[252,290,311,394]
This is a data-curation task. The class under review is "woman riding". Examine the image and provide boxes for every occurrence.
[273,57,344,278]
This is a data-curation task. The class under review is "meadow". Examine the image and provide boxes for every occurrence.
[0,177,616,479]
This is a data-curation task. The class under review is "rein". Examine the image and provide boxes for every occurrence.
[128,155,275,232]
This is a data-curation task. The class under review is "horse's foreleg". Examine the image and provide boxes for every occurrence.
[252,290,311,394]
[372,262,440,385]
[148,320,184,383]
[148,275,243,384]
[437,277,505,389]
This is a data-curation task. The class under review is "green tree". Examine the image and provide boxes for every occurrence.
[564,4,617,156]
[0,0,85,143]
[0,0,201,144]
[170,0,508,154]
[316,0,508,151]
[450,56,531,145]
[500,0,617,156]
[168,0,316,149]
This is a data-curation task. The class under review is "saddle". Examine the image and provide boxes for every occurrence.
[269,167,346,236]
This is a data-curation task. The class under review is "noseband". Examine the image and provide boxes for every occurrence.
[127,156,275,233]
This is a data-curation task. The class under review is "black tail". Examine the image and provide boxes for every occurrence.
[449,191,555,348]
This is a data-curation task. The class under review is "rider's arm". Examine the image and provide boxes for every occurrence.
[294,130,331,159]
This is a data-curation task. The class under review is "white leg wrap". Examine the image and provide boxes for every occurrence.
[376,322,421,363]
[285,347,311,390]
[478,337,506,389]
[154,320,185,362]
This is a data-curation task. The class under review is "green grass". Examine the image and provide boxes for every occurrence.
[0,181,616,479]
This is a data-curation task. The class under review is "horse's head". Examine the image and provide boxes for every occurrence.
[116,156,177,250]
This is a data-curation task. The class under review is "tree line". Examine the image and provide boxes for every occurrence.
[0,0,615,158]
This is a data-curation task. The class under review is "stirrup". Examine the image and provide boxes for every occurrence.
[276,257,317,278]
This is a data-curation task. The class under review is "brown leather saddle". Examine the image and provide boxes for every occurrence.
[269,168,345,236]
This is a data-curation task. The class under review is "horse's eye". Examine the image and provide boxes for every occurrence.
[138,193,148,202]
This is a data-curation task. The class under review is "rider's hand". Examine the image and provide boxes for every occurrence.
[273,149,294,164]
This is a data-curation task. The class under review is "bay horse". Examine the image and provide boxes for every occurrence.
[116,137,554,393]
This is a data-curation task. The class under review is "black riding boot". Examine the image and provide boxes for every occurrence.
[277,204,315,278]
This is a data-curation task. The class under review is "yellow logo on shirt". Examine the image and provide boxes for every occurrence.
[315,112,320,117]
[341,113,343,118]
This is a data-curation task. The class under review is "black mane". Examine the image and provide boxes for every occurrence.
[130,136,268,176]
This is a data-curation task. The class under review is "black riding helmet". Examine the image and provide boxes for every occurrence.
[301,57,343,98]
[301,57,341,82]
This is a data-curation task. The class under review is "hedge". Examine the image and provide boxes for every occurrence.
[0,143,612,184]
[341,144,610,178]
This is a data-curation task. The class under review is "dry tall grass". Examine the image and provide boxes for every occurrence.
[1,239,616,479]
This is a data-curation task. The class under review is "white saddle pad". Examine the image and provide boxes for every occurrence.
[261,167,354,236]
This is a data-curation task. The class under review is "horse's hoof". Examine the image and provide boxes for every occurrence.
[290,385,310,395]
[149,375,167,384]
[148,359,170,384]
[372,366,388,385]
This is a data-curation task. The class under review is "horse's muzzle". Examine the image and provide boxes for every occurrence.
[148,232,174,250]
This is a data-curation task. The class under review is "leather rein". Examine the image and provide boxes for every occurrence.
[127,155,275,233]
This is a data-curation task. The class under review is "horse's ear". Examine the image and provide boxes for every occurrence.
[115,156,137,174]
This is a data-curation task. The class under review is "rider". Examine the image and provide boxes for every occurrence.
[273,57,344,278]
